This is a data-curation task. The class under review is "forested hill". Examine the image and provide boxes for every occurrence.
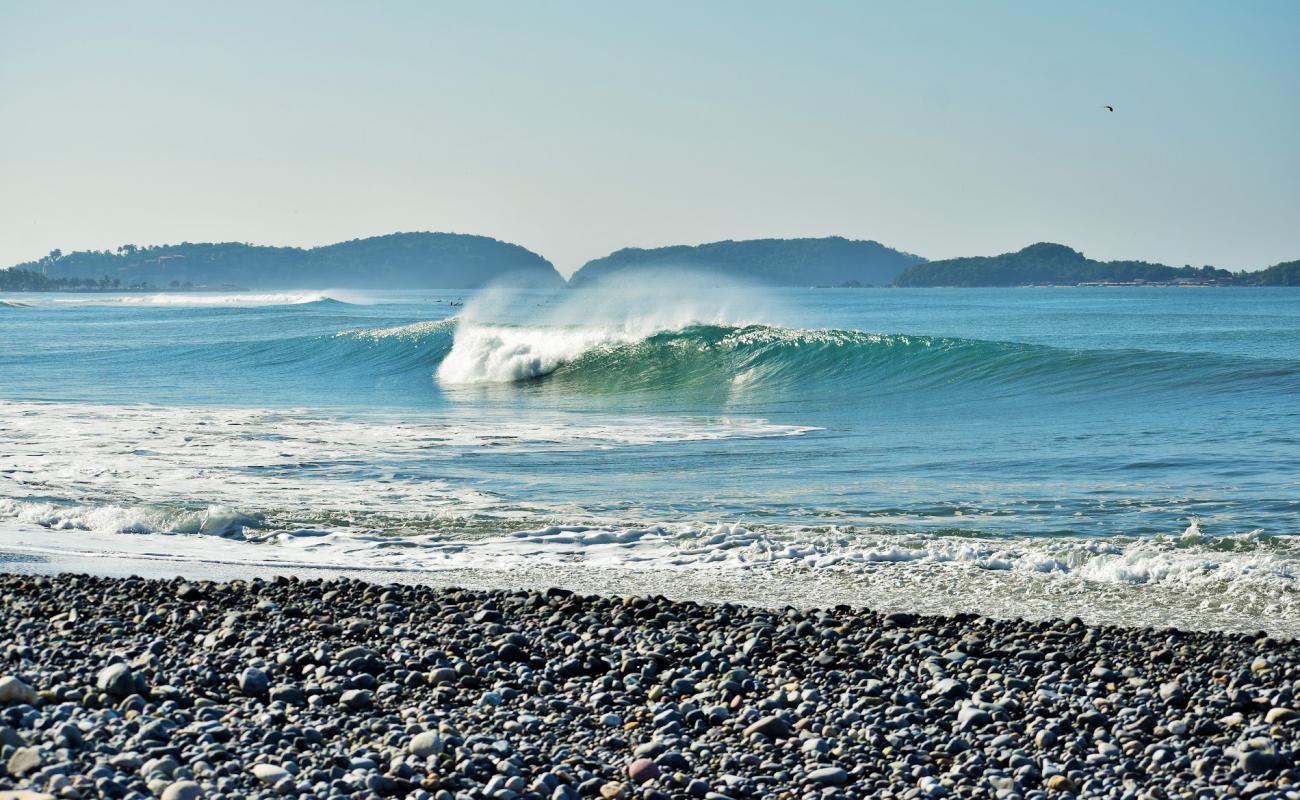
[1238,260,1300,286]
[4,236,1295,292]
[2,233,563,290]
[568,237,926,287]
[892,243,1241,287]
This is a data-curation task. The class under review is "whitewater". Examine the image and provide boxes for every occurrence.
[2,285,1298,634]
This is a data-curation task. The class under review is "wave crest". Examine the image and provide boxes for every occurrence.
[431,321,1300,398]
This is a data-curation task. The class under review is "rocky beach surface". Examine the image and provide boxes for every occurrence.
[0,572,1297,800]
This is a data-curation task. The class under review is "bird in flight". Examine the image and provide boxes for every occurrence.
[1104,105,1115,112]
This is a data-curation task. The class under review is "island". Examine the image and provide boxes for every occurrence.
[892,243,1298,287]
[567,237,925,288]
[4,236,1295,293]
[0,232,563,291]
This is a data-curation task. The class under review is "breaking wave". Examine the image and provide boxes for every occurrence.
[420,321,1300,399]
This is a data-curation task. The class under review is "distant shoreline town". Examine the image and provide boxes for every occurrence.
[1,233,1295,291]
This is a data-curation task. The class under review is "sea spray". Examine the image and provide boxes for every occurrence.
[438,270,784,384]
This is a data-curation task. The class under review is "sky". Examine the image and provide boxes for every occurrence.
[1,1,1297,275]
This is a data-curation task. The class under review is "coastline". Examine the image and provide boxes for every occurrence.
[3,522,1299,641]
[1,570,1298,798]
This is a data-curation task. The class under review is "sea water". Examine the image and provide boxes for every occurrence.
[1,285,1298,633]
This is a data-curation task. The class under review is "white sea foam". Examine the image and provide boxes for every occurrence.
[3,394,1297,636]
[437,273,779,384]
[0,499,260,538]
[437,323,643,383]
[0,400,813,534]
[4,511,1297,635]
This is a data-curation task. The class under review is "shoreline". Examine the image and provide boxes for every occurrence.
[2,522,1298,641]
[1,571,1297,798]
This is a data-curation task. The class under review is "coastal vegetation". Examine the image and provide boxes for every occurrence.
[1238,259,1300,286]
[3,236,1296,292]
[891,243,1240,287]
[568,237,925,288]
[0,233,562,291]
[0,268,132,292]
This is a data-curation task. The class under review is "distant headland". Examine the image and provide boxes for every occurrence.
[1,233,1296,291]
[0,233,563,292]
[893,243,1299,287]
[568,237,926,288]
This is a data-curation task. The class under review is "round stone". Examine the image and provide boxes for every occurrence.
[627,758,660,784]
[161,780,206,800]
[0,676,38,707]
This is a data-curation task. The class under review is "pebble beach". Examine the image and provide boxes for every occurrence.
[0,572,1297,799]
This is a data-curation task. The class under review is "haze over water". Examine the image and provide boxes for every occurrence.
[2,285,1298,634]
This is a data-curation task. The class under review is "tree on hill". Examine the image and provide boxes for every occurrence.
[1239,260,1300,286]
[892,243,1238,287]
[569,237,925,287]
[4,232,562,289]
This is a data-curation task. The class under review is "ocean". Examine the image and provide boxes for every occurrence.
[2,285,1298,634]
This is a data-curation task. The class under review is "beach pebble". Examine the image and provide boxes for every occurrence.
[0,677,38,707]
[743,715,791,740]
[6,747,43,777]
[268,684,304,705]
[0,572,1296,800]
[409,730,444,758]
[957,705,993,729]
[0,723,23,748]
[238,667,269,697]
[806,766,848,786]
[339,688,373,710]
[627,758,660,783]
[1045,775,1077,792]
[1266,707,1296,724]
[95,663,135,698]
[251,763,289,785]
[160,781,205,800]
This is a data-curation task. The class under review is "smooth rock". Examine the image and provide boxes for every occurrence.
[1238,745,1279,774]
[96,663,135,698]
[627,758,660,784]
[1045,775,1077,792]
[806,766,849,786]
[160,781,205,800]
[6,747,43,777]
[743,715,791,740]
[251,763,290,785]
[0,723,23,748]
[268,684,304,705]
[957,705,993,729]
[1266,707,1297,724]
[409,730,444,758]
[0,676,38,707]
[339,688,372,710]
[238,667,269,697]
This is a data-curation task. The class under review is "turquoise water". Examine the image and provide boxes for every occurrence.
[2,286,1299,631]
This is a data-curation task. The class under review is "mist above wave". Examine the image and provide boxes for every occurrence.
[437,272,778,384]
[424,273,1300,395]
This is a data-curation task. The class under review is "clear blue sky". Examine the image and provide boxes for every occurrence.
[2,0,1296,274]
